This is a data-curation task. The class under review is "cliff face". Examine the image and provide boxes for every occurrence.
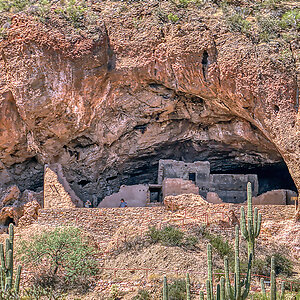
[0,1,299,205]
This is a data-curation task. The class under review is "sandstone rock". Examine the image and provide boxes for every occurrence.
[0,9,299,206]
[164,194,209,211]
[206,192,223,204]
[0,185,20,206]
[20,189,43,207]
[253,189,295,205]
[18,200,40,227]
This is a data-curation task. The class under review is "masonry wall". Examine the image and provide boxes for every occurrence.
[44,164,83,209]
[158,160,210,196]
[98,184,149,208]
[162,178,199,199]
[209,174,258,203]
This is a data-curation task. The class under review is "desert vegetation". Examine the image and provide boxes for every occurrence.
[0,183,295,299]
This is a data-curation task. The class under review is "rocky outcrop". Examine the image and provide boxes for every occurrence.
[0,2,299,213]
[0,185,42,230]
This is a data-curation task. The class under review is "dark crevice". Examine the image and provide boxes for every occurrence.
[202,50,209,81]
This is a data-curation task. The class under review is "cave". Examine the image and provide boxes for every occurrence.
[90,140,297,204]
[4,217,15,227]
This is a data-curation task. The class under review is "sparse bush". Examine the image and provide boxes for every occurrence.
[183,235,198,250]
[257,15,279,41]
[0,0,29,12]
[251,252,293,277]
[168,13,179,23]
[227,13,251,34]
[279,9,300,30]
[109,284,124,300]
[148,226,198,249]
[160,226,184,246]
[204,231,233,258]
[54,0,86,27]
[22,285,66,300]
[132,289,151,300]
[17,226,98,291]
[148,226,161,243]
[168,279,186,300]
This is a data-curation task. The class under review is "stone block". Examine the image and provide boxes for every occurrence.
[252,190,287,205]
[206,192,223,204]
[162,178,199,199]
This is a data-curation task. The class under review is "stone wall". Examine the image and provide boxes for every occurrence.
[158,160,210,196]
[98,184,149,208]
[157,159,258,203]
[209,174,258,203]
[162,178,199,199]
[44,164,83,209]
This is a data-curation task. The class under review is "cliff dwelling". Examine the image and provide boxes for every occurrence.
[42,156,297,209]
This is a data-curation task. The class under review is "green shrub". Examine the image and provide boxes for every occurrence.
[279,9,300,30]
[148,226,198,248]
[17,226,98,288]
[168,279,186,300]
[161,226,184,246]
[204,232,233,258]
[168,13,179,23]
[132,289,151,300]
[55,0,86,27]
[148,226,161,243]
[257,15,279,41]
[0,0,29,12]
[251,252,293,277]
[183,235,198,250]
[227,13,251,34]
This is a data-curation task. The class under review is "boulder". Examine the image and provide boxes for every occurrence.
[252,189,296,205]
[206,192,223,204]
[18,200,40,227]
[0,185,20,206]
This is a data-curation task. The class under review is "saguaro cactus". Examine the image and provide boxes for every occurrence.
[224,225,252,300]
[241,182,262,259]
[0,224,21,294]
[261,256,283,300]
[163,276,168,300]
[186,273,191,300]
[201,244,226,300]
[270,257,276,300]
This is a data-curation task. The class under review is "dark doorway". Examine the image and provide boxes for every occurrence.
[149,186,162,202]
[189,172,196,182]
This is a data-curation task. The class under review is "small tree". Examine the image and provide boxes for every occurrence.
[17,226,98,287]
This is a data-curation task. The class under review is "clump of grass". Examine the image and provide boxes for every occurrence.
[168,13,179,23]
[227,12,251,34]
[148,226,198,249]
[204,231,233,258]
[132,289,151,300]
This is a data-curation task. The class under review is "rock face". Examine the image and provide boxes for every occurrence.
[0,4,299,210]
[0,185,42,230]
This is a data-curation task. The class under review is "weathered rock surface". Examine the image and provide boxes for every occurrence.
[0,185,42,229]
[0,2,299,212]
[252,189,297,205]
[206,192,223,204]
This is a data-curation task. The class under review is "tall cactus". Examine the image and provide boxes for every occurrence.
[261,256,281,300]
[186,273,191,300]
[163,276,168,300]
[224,225,252,300]
[200,244,226,300]
[270,257,276,300]
[241,182,262,259]
[0,224,21,294]
[207,244,213,299]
